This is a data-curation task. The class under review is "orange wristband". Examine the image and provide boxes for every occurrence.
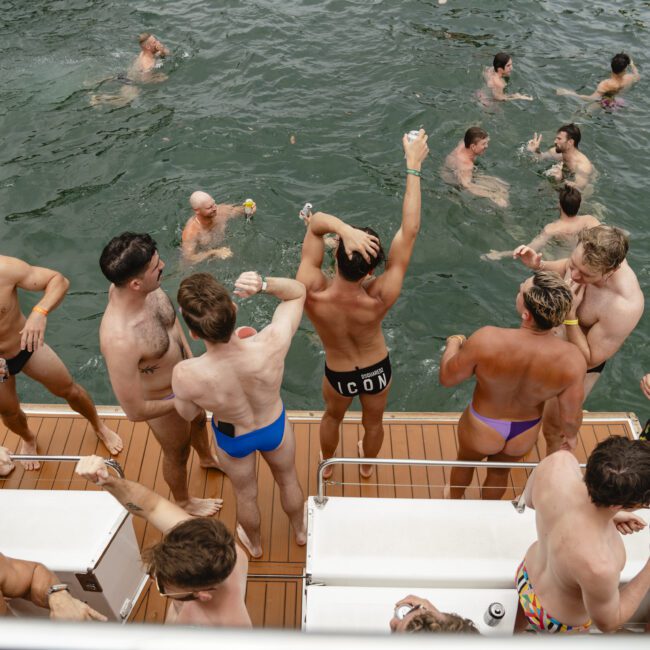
[32,306,49,316]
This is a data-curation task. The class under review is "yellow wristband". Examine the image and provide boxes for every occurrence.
[32,306,49,316]
[447,335,466,346]
[563,319,579,326]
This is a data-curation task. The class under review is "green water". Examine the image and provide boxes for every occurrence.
[1,1,648,418]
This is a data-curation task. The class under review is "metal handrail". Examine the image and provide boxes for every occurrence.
[315,457,587,504]
[8,455,125,478]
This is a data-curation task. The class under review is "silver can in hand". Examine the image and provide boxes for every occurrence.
[299,202,313,222]
[407,130,421,143]
[0,358,8,383]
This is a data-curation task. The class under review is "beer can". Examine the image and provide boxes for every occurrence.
[243,198,256,218]
[483,602,505,626]
[0,358,7,383]
[299,202,313,222]
[407,130,421,143]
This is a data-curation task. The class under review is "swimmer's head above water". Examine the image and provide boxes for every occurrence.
[559,185,581,217]
[463,126,489,155]
[554,123,581,153]
[139,32,169,58]
[190,191,218,221]
[611,52,631,75]
[492,52,512,76]
[335,226,385,282]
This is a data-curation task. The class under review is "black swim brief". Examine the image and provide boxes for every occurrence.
[4,349,33,376]
[587,360,606,374]
[325,355,392,398]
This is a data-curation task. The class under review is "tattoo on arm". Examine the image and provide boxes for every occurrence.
[125,502,144,512]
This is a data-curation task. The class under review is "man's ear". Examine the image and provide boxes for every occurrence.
[189,329,200,341]
[128,277,142,292]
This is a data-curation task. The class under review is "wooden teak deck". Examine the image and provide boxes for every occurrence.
[0,407,639,628]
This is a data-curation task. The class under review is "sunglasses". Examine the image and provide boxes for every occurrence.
[154,574,218,602]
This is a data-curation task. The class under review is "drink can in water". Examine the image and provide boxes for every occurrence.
[243,198,256,218]
[0,358,7,383]
[299,202,313,222]
[483,602,505,626]
[407,130,421,143]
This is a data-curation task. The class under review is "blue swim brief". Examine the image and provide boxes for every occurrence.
[211,406,286,458]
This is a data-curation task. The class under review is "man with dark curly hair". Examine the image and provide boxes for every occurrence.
[516,436,650,634]
[390,595,478,634]
[75,455,251,627]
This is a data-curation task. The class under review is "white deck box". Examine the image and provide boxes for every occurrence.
[0,490,148,622]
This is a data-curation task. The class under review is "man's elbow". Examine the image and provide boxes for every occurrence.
[123,406,148,422]
[592,617,619,634]
[439,369,456,388]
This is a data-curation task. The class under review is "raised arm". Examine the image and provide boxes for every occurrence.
[75,456,190,533]
[512,246,569,275]
[234,272,306,348]
[0,553,106,621]
[371,130,429,304]
[100,336,176,421]
[526,133,562,161]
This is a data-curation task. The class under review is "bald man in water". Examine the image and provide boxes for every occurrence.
[181,191,255,264]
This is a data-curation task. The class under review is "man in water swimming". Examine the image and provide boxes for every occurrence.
[516,436,650,633]
[514,225,644,454]
[440,271,586,499]
[297,131,429,478]
[0,551,107,621]
[181,191,255,264]
[172,271,306,558]
[75,455,251,627]
[483,185,599,260]
[90,32,170,107]
[0,255,121,470]
[557,52,640,104]
[442,127,509,207]
[526,123,594,191]
[483,52,533,102]
[99,233,221,516]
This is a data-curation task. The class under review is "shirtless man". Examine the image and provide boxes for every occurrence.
[515,225,644,454]
[181,191,255,264]
[557,52,640,105]
[297,131,428,478]
[526,123,594,191]
[0,550,106,621]
[440,271,585,499]
[90,33,169,107]
[172,271,306,558]
[483,185,599,261]
[483,52,533,102]
[516,436,650,633]
[0,256,121,470]
[75,455,250,627]
[99,233,221,516]
[442,127,509,208]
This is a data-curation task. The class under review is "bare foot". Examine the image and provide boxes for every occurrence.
[199,453,223,471]
[357,440,374,478]
[319,451,334,480]
[236,523,263,558]
[95,424,123,456]
[180,497,223,517]
[18,438,40,471]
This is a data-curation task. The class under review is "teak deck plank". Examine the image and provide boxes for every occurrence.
[0,408,637,629]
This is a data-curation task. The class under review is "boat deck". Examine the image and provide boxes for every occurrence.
[0,406,638,628]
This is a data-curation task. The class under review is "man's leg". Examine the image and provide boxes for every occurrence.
[0,376,40,470]
[262,417,306,546]
[320,377,353,479]
[213,446,262,557]
[187,411,221,470]
[148,410,221,517]
[357,384,391,478]
[542,373,598,455]
[482,426,541,500]
[22,345,123,455]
